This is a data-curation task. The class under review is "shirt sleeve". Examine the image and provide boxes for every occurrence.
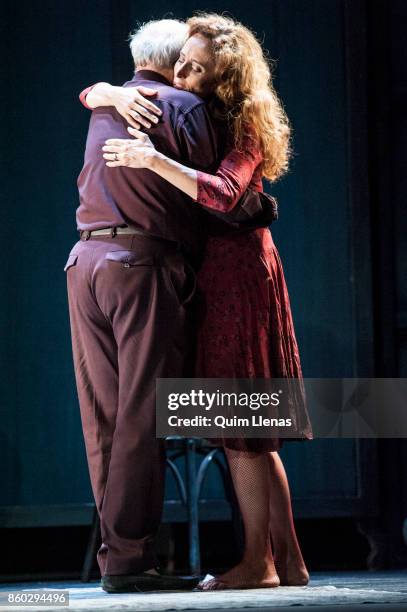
[196,133,263,212]
[176,103,218,173]
[79,83,99,110]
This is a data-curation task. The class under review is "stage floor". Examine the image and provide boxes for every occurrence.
[0,570,406,611]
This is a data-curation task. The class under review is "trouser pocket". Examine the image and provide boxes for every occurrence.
[64,253,78,272]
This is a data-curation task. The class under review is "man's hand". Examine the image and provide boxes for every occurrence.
[103,127,158,169]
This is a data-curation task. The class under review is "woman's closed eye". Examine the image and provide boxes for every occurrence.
[176,56,203,73]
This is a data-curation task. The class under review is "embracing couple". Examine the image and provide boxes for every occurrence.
[65,13,312,593]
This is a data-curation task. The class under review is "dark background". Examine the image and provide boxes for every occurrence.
[1,0,406,579]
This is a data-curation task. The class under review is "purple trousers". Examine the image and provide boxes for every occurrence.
[64,233,195,575]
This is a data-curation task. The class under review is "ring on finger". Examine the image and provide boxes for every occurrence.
[114,153,119,161]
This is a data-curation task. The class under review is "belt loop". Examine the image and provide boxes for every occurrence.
[110,227,117,238]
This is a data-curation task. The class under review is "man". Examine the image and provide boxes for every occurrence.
[66,18,276,593]
[65,18,222,593]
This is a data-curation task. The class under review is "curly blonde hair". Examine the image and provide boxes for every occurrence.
[187,13,292,182]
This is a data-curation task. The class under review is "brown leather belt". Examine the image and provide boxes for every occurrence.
[79,226,182,257]
[79,226,150,240]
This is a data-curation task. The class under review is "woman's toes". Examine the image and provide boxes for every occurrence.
[201,578,227,591]
[197,574,216,590]
[195,574,219,591]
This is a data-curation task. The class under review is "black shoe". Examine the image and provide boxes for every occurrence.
[101,571,200,593]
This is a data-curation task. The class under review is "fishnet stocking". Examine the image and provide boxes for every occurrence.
[197,449,309,591]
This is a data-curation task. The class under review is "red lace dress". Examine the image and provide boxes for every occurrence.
[194,135,313,452]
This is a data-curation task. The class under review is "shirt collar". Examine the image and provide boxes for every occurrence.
[132,69,172,86]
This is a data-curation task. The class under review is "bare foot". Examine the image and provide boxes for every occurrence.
[274,556,309,586]
[196,560,280,591]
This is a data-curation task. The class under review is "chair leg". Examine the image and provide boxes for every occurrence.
[186,439,201,576]
[81,507,100,582]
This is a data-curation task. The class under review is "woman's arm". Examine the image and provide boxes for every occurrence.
[79,82,162,129]
[194,141,263,212]
[103,128,263,211]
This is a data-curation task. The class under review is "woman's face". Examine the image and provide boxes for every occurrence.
[173,34,217,98]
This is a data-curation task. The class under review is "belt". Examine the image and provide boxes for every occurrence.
[79,226,182,254]
[79,226,150,240]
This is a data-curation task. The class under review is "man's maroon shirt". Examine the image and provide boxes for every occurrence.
[77,69,221,260]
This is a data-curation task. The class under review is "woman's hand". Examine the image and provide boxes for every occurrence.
[103,127,198,198]
[103,127,158,169]
[110,86,162,129]
[87,83,162,128]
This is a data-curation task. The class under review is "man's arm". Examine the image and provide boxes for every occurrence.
[176,103,219,173]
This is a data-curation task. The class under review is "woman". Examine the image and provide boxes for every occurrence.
[82,13,312,590]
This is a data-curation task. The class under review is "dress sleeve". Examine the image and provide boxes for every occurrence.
[78,83,100,109]
[196,133,263,212]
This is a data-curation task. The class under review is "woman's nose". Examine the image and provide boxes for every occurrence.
[176,62,188,78]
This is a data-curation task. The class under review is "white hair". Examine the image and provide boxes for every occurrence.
[129,19,188,69]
